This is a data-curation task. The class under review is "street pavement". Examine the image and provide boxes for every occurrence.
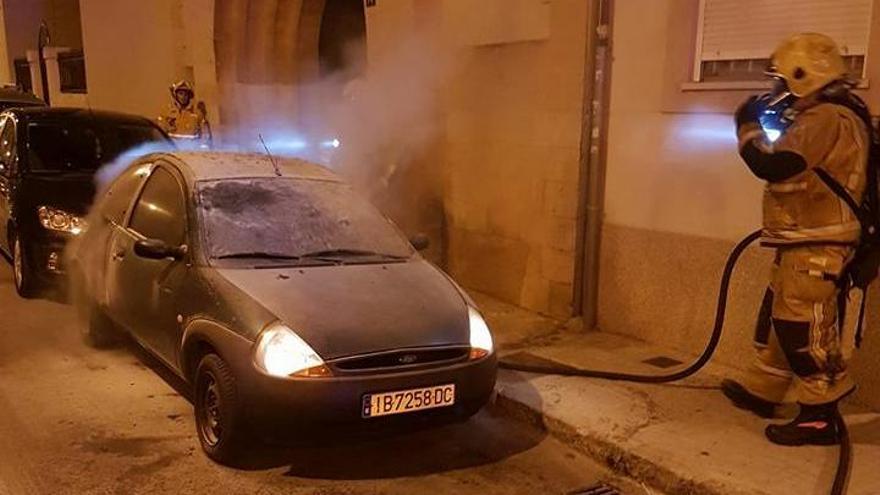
[478,295,880,495]
[0,261,642,495]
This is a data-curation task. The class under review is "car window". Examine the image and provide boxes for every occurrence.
[0,117,16,176]
[27,121,170,172]
[98,163,151,224]
[197,178,413,260]
[128,167,186,246]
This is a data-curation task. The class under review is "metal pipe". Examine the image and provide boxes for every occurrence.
[573,0,613,328]
[38,21,50,106]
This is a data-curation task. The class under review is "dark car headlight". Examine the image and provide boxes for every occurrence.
[38,206,87,235]
[468,307,494,360]
[254,323,331,378]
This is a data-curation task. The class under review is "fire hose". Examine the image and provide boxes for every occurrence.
[498,229,851,495]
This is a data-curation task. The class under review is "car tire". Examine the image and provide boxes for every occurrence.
[12,235,40,299]
[83,303,120,348]
[194,353,247,466]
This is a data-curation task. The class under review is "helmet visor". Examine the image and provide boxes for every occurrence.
[766,77,791,108]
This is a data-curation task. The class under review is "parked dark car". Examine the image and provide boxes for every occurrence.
[69,151,497,465]
[0,107,172,297]
[0,85,45,112]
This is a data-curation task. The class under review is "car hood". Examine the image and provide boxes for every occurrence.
[21,173,96,214]
[214,260,470,360]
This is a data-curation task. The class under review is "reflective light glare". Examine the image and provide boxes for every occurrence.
[37,206,86,235]
[763,127,781,143]
[255,324,326,377]
[468,307,494,359]
[320,138,341,149]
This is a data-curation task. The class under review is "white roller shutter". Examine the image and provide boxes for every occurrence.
[694,0,874,81]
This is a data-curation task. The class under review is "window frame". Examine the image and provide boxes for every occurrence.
[691,0,872,86]
[125,162,189,248]
[661,0,880,114]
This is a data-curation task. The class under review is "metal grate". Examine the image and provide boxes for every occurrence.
[569,482,621,495]
[333,347,469,372]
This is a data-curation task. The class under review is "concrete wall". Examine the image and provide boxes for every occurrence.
[599,0,880,410]
[442,0,588,318]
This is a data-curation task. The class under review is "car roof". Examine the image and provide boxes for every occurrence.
[0,87,45,106]
[9,106,158,126]
[161,151,343,183]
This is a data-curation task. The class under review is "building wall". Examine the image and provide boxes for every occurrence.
[79,0,217,126]
[599,0,880,410]
[2,0,83,79]
[441,0,589,318]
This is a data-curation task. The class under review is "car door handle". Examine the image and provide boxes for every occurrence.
[112,250,125,261]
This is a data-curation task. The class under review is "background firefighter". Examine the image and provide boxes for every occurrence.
[722,33,873,447]
[157,80,212,148]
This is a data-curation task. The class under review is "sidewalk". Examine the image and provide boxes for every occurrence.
[476,294,880,495]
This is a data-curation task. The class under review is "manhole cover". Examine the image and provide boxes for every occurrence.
[569,482,621,495]
[642,356,684,369]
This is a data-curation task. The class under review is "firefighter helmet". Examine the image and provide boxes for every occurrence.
[766,33,849,97]
[170,80,194,96]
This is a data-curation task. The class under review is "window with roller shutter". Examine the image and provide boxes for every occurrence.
[692,0,873,83]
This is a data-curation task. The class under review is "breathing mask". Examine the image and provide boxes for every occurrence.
[757,78,797,142]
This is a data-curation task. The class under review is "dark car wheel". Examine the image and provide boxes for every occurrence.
[195,353,247,465]
[12,236,40,299]
[82,303,121,348]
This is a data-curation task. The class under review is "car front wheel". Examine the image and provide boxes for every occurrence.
[12,236,40,298]
[194,353,247,465]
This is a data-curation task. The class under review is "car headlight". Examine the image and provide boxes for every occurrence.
[38,206,87,235]
[254,323,331,378]
[468,307,494,359]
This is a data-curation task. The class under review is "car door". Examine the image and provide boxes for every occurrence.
[82,161,151,308]
[106,164,189,364]
[0,115,17,253]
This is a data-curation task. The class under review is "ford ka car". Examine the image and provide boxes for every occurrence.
[69,151,497,465]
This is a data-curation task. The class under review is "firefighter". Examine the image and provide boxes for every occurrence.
[157,80,212,147]
[722,33,872,446]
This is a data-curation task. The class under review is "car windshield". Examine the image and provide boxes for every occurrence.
[27,121,169,172]
[197,178,414,263]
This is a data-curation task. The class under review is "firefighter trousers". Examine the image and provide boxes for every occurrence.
[740,245,858,405]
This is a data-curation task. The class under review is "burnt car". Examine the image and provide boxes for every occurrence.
[0,108,171,297]
[69,151,497,465]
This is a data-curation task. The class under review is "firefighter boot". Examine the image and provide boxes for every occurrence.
[765,402,841,446]
[721,379,780,419]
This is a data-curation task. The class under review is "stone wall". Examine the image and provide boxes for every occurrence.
[441,0,589,318]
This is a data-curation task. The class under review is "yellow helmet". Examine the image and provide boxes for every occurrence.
[766,33,849,97]
[170,80,194,96]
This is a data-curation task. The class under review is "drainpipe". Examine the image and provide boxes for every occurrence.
[38,21,51,106]
[572,0,613,329]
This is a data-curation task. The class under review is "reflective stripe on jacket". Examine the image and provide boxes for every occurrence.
[738,103,869,246]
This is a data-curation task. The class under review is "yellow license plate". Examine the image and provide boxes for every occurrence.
[362,384,456,418]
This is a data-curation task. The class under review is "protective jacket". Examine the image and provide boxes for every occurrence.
[737,103,869,246]
[158,101,212,145]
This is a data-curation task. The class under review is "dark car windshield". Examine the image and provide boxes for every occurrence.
[197,178,414,263]
[27,121,168,172]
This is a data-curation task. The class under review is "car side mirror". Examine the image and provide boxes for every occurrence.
[410,233,430,252]
[134,239,187,260]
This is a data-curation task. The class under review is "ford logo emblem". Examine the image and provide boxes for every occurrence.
[398,354,418,364]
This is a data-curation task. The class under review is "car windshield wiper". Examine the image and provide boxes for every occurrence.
[299,249,407,260]
[215,252,301,260]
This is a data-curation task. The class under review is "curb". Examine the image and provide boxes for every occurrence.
[491,386,762,495]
